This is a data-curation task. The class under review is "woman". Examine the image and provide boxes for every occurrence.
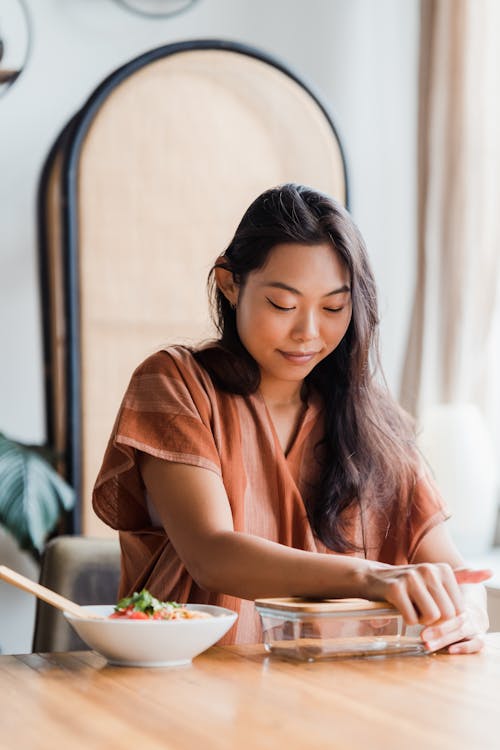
[93,183,490,651]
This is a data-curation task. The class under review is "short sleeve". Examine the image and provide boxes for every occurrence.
[407,471,451,562]
[376,467,451,565]
[92,348,222,531]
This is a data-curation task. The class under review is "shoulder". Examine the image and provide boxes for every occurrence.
[131,346,214,389]
[133,345,199,375]
[127,345,225,417]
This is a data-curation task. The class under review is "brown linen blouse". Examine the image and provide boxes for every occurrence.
[93,346,449,644]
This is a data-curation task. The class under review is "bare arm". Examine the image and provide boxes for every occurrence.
[139,455,491,631]
[139,455,372,600]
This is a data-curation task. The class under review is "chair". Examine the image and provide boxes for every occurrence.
[32,535,121,652]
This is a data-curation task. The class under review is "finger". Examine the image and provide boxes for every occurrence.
[384,580,420,625]
[422,616,473,651]
[405,571,446,625]
[454,568,493,584]
[422,607,485,652]
[368,617,392,630]
[437,565,466,616]
[421,612,467,642]
[447,636,485,655]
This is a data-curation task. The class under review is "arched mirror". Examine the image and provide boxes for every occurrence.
[0,0,30,97]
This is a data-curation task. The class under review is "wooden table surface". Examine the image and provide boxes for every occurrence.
[1,634,499,750]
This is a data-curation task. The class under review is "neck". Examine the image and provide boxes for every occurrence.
[258,379,305,410]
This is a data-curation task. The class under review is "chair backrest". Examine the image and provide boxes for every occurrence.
[32,535,121,652]
[38,39,349,535]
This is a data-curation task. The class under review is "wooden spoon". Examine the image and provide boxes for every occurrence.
[0,565,104,620]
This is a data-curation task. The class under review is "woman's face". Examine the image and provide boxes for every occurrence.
[234,242,352,402]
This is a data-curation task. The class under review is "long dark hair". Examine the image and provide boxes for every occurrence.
[194,183,417,551]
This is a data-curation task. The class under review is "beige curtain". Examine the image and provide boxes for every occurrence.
[401,0,500,436]
[400,0,500,550]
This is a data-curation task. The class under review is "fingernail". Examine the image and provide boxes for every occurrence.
[425,640,439,651]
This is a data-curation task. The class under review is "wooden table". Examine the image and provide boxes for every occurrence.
[2,635,499,750]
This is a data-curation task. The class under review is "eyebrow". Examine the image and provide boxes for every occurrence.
[263,282,351,297]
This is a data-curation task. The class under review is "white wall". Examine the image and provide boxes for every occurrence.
[0,0,419,653]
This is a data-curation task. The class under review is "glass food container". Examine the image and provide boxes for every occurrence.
[254,597,428,661]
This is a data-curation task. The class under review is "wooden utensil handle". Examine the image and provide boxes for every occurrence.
[0,565,102,619]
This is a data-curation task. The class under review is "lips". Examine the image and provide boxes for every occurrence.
[278,350,319,364]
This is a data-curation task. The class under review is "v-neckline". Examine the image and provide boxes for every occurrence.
[256,389,320,460]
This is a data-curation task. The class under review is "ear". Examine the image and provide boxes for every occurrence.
[214,258,240,307]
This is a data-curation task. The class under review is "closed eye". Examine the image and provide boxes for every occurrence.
[266,298,295,311]
[324,306,345,313]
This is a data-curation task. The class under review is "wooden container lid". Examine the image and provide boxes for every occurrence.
[254,597,398,615]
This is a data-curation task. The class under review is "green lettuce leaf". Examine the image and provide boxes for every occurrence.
[115,589,181,614]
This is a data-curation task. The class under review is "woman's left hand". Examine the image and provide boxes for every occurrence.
[420,598,489,654]
[409,521,491,655]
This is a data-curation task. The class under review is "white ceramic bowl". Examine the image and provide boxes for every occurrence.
[64,604,238,667]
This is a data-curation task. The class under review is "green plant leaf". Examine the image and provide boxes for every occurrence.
[0,434,75,553]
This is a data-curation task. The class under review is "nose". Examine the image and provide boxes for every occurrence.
[291,309,319,342]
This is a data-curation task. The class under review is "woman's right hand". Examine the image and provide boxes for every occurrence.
[364,563,492,626]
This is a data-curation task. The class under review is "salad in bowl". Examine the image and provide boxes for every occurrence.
[64,589,237,667]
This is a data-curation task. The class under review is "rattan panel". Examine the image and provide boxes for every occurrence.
[41,45,347,535]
